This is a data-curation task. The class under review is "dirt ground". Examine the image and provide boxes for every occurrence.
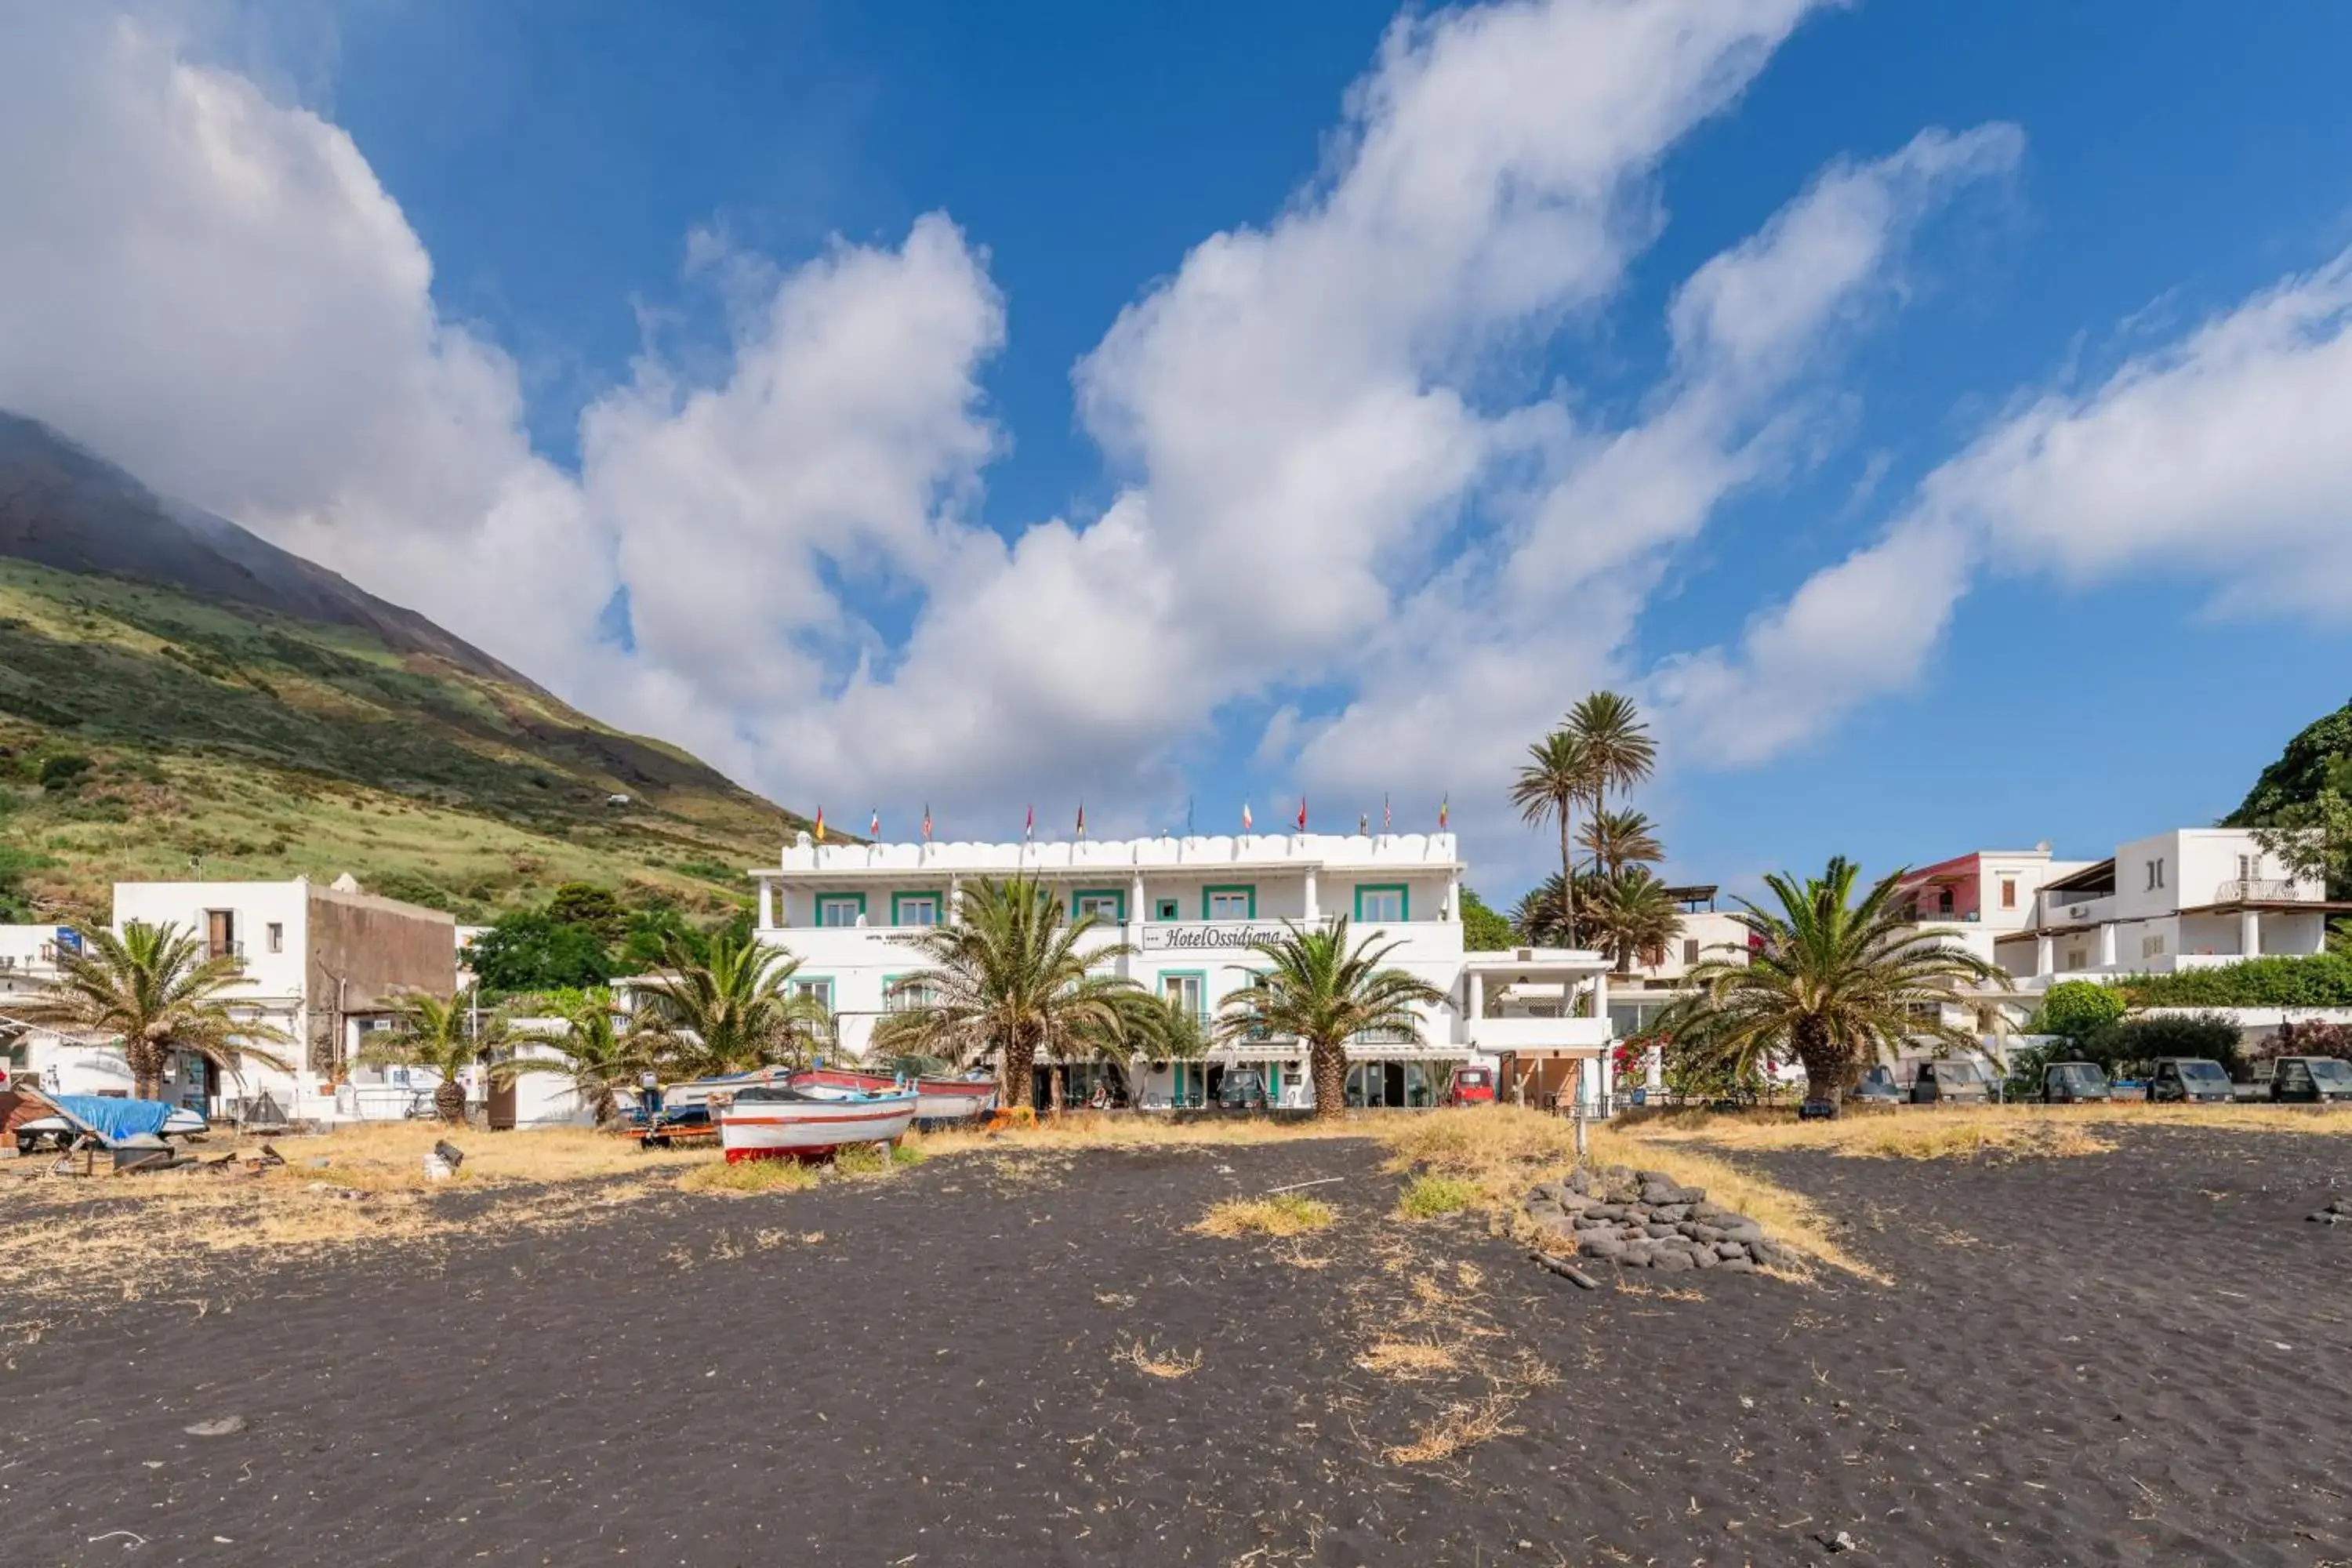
[4,1123,2350,1565]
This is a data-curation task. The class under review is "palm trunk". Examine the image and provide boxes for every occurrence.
[1792,1016,1850,1113]
[1557,804,1575,943]
[434,1076,466,1125]
[1309,1036,1348,1122]
[1002,1025,1039,1113]
[127,1042,166,1102]
[133,1075,164,1102]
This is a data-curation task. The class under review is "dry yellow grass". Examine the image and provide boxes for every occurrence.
[1119,1341,1203,1379]
[908,1111,1359,1160]
[1195,1192,1337,1238]
[1357,1339,1461,1378]
[1381,1392,1527,1465]
[1628,1102,2352,1160]
[677,1158,822,1195]
[1371,1105,1880,1282]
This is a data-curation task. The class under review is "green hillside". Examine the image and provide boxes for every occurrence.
[0,557,808,923]
[2227,696,2352,826]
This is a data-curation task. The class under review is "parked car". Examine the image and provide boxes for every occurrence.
[2267,1056,2352,1104]
[1911,1058,1995,1105]
[1216,1069,1269,1112]
[1439,1065,1496,1108]
[1849,1065,1904,1108]
[2145,1058,2234,1105]
[2040,1061,2111,1104]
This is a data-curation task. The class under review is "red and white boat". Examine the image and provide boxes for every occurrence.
[714,1080,918,1163]
[913,1074,997,1123]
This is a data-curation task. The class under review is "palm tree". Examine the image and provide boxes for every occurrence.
[1564,691,1657,833]
[359,989,520,1124]
[633,929,832,1079]
[1084,990,1212,1107]
[1584,867,1683,974]
[1511,731,1594,941]
[1577,808,1664,880]
[506,989,659,1127]
[1221,917,1445,1121]
[1673,857,2010,1111]
[16,920,291,1100]
[869,877,1143,1108]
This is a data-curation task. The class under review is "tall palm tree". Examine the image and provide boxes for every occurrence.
[1085,990,1212,1107]
[869,877,1143,1108]
[506,989,659,1127]
[1673,857,2010,1111]
[1564,691,1657,839]
[16,920,290,1100]
[632,930,832,1079]
[1577,808,1664,880]
[1584,867,1683,975]
[1221,917,1445,1121]
[1510,731,1594,941]
[359,989,520,1124]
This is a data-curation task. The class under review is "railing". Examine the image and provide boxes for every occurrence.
[2212,879,2309,904]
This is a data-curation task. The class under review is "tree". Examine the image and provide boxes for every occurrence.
[1087,990,1212,1107]
[16,920,292,1100]
[1563,691,1657,846]
[1458,887,1515,952]
[359,989,520,1123]
[869,877,1142,1108]
[632,930,833,1079]
[463,911,616,997]
[1584,867,1683,974]
[2078,1013,2243,1079]
[1577,808,1664,880]
[546,883,630,943]
[1511,731,1594,946]
[2027,979,2125,1044]
[1219,917,1446,1122]
[1511,872,1594,948]
[1674,858,2010,1111]
[505,989,658,1126]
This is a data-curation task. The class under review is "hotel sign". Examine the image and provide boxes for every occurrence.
[1142,923,1302,952]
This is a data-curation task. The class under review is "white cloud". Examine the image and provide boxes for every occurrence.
[1669,247,2352,764]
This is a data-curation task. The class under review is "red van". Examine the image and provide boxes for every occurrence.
[1440,1065,1496,1106]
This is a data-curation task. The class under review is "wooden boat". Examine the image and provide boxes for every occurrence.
[714,1080,918,1163]
[913,1074,997,1123]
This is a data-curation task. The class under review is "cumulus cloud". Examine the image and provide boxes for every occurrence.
[1667,247,2352,764]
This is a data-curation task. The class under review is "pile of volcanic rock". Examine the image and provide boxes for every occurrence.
[2306,1197,2352,1225]
[1524,1165,1787,1273]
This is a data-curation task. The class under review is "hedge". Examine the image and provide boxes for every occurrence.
[2118,953,2352,1008]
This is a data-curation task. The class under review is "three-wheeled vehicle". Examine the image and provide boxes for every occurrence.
[2267,1055,2352,1104]
[1911,1058,1995,1105]
[1849,1065,1904,1108]
[2040,1061,2111,1104]
[1440,1065,1497,1107]
[2146,1057,2234,1105]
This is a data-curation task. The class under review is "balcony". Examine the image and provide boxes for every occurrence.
[1462,1015,1612,1053]
[2037,893,2117,928]
[2210,879,2312,904]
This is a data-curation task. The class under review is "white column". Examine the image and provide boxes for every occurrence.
[2096,923,2118,969]
[1468,970,1484,1022]
[948,875,963,925]
[2035,935,2054,976]
[1589,967,1609,1031]
[1129,872,1145,926]
[2241,908,2261,957]
[757,878,775,931]
[1446,871,1459,923]
[1302,867,1319,924]
[1645,1042,1664,1093]
[775,884,792,929]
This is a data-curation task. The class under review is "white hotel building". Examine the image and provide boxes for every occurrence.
[750,832,1615,1110]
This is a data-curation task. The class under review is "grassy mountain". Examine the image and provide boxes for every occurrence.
[0,415,811,924]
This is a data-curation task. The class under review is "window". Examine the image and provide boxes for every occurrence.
[1161,972,1205,1022]
[1354,884,1406,924]
[884,977,936,1013]
[815,895,866,928]
[792,977,835,1012]
[1682,938,1700,965]
[2000,879,2016,910]
[1073,890,1127,924]
[266,922,284,954]
[890,893,941,927]
[2145,858,2165,892]
[1155,898,1179,921]
[2141,934,2166,959]
[1203,886,1255,920]
[205,909,237,960]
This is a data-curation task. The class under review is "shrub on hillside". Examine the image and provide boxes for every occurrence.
[2027,979,2126,1043]
[2121,953,2352,1008]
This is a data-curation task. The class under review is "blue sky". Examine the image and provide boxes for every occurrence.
[5,0,2352,902]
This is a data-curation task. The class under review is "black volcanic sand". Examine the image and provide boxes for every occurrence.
[6,1125,2352,1566]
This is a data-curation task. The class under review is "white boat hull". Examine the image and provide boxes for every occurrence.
[914,1079,996,1121]
[717,1091,917,1163]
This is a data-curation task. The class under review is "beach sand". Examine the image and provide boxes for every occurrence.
[3,1123,2350,1564]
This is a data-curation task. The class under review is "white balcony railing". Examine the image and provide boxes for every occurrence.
[2212,879,2310,904]
[1462,1015,1612,1052]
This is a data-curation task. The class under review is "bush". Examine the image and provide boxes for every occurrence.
[2250,1019,2352,1063]
[1396,1173,1480,1218]
[2121,953,2352,1008]
[2029,979,2125,1042]
[36,753,92,789]
[2078,1013,2243,1078]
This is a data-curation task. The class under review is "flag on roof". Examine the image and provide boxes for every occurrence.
[1241,801,1253,833]
[1076,802,1087,840]
[814,807,826,844]
[1296,796,1308,832]
[1438,794,1449,830]
[1024,804,1035,841]
[869,808,881,839]
[922,804,933,842]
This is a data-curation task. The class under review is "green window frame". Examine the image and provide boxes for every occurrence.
[889,891,942,927]
[1071,887,1128,924]
[1353,883,1410,924]
[1160,969,1207,1025]
[814,893,868,928]
[880,971,937,1013]
[791,975,837,1013]
[1200,884,1257,920]
[1153,896,1180,921]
